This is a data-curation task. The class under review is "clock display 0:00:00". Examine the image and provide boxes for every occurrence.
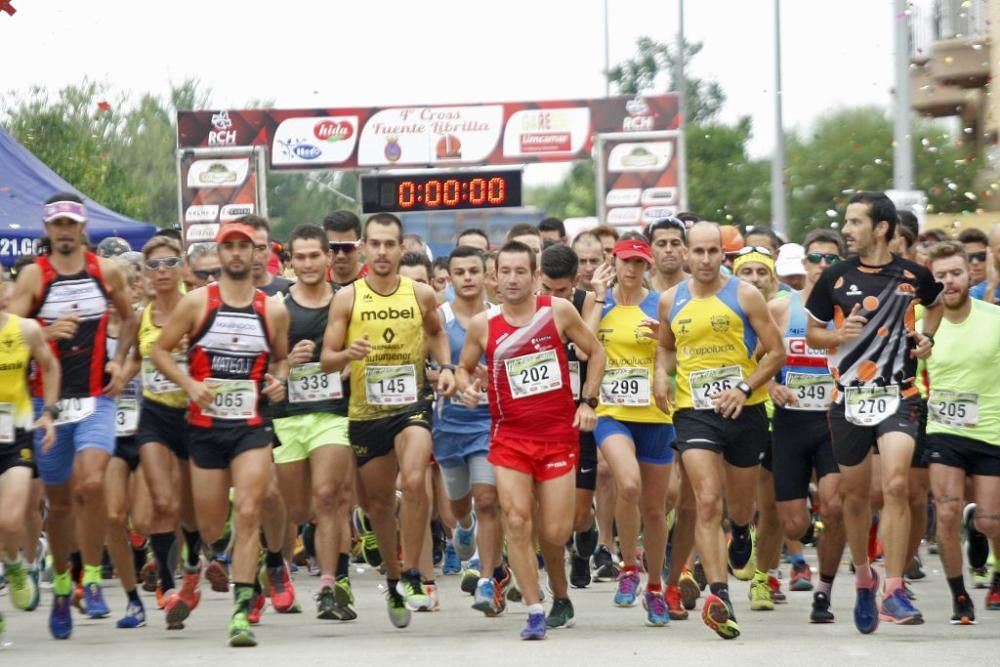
[397,176,507,209]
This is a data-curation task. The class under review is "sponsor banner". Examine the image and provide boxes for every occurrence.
[272,116,359,166]
[177,95,679,170]
[178,149,261,248]
[597,131,684,227]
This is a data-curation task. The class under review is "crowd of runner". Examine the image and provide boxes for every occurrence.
[0,189,997,646]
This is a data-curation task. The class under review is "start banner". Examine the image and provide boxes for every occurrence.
[177,95,679,171]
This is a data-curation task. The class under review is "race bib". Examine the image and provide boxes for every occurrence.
[689,366,743,410]
[0,403,14,444]
[116,398,139,436]
[365,365,418,406]
[289,363,343,404]
[784,372,834,412]
[569,361,581,401]
[600,367,651,406]
[504,349,563,399]
[929,389,979,428]
[142,356,187,394]
[55,397,95,426]
[844,386,900,426]
[203,379,258,420]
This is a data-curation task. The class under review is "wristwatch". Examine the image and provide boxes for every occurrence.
[736,382,753,399]
[580,396,598,409]
[42,403,61,419]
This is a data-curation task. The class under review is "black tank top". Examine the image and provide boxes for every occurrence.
[31,252,110,398]
[272,290,349,418]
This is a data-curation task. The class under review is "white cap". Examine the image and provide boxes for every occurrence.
[775,242,806,277]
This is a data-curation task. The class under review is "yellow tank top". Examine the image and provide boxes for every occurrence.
[347,276,427,421]
[667,278,768,410]
[137,302,188,408]
[595,290,671,424]
[0,315,34,429]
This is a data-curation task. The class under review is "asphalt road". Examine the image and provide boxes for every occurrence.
[1,545,996,666]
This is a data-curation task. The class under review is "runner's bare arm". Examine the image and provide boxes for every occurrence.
[555,297,604,400]
[456,312,487,406]
[263,298,289,402]
[738,282,786,391]
[653,288,677,412]
[416,281,455,396]
[22,318,58,450]
[102,258,138,365]
[320,285,366,373]
[22,318,60,409]
[151,291,203,395]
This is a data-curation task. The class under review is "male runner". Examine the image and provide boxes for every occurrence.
[456,228,490,252]
[539,245,601,597]
[805,191,942,632]
[655,221,786,639]
[507,224,543,262]
[10,193,138,639]
[571,231,605,292]
[323,210,368,287]
[321,213,456,629]
[271,224,357,622]
[645,217,689,293]
[243,215,293,297]
[187,242,221,290]
[151,221,289,647]
[433,245,507,616]
[0,271,59,639]
[767,230,848,622]
[924,241,1000,624]
[458,240,605,640]
[538,218,568,245]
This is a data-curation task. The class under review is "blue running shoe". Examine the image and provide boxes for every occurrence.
[83,583,111,618]
[472,578,496,615]
[453,514,477,561]
[442,543,461,576]
[853,568,880,634]
[116,599,147,629]
[49,594,72,639]
[520,611,546,640]
[614,570,642,607]
[880,588,924,625]
[643,590,670,627]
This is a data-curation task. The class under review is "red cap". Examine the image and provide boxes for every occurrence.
[613,238,653,264]
[215,222,256,244]
[720,225,744,254]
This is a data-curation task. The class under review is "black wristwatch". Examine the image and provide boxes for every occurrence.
[439,363,456,372]
[580,396,598,409]
[42,403,61,419]
[922,332,935,347]
[736,381,753,399]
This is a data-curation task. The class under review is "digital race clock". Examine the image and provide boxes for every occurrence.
[361,169,523,213]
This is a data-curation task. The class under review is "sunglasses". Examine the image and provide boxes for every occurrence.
[193,268,222,280]
[144,256,182,271]
[968,251,988,262]
[805,252,841,265]
[731,245,773,257]
[329,241,361,254]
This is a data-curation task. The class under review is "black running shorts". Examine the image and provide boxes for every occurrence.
[349,402,433,468]
[926,433,1000,476]
[575,431,597,491]
[771,407,839,502]
[136,399,190,461]
[828,395,921,468]
[673,403,769,469]
[186,423,273,470]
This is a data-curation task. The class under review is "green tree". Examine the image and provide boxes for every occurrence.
[785,107,976,239]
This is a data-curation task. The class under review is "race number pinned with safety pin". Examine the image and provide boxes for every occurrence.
[784,372,835,412]
[54,397,96,426]
[504,349,562,399]
[203,379,257,420]
[689,366,742,411]
[929,389,978,428]
[365,365,417,405]
[600,367,651,406]
[0,402,14,443]
[116,399,140,436]
[289,363,343,403]
[844,386,899,426]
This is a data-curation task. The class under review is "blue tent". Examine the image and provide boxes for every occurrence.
[0,126,158,266]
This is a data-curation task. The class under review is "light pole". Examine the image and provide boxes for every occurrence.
[771,0,788,238]
[893,0,914,190]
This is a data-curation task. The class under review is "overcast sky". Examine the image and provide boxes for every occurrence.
[1,0,906,184]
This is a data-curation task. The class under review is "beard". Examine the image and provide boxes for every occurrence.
[223,264,250,280]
